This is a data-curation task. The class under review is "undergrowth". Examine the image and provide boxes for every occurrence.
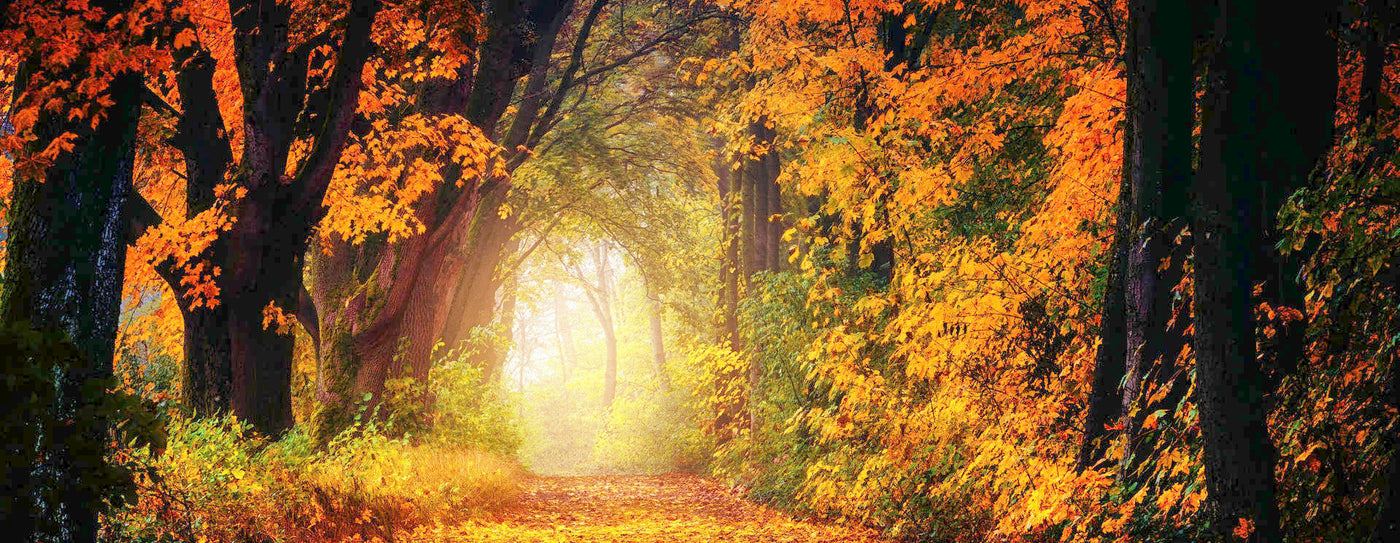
[104,413,523,543]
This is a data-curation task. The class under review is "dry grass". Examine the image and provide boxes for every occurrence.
[303,446,524,540]
[108,416,524,543]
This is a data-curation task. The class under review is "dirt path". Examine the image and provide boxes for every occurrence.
[405,474,885,542]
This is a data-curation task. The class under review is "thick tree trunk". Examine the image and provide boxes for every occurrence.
[439,196,522,378]
[310,0,575,435]
[1193,1,1279,539]
[176,274,234,415]
[167,28,237,415]
[135,0,381,436]
[223,195,309,435]
[219,0,381,436]
[1118,0,1194,477]
[0,58,142,543]
[314,187,485,434]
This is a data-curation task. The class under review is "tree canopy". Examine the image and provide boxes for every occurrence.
[2,0,1400,542]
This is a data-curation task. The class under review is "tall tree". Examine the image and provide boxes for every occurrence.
[1118,0,1195,477]
[0,0,143,539]
[135,0,384,435]
[579,242,618,409]
[309,0,575,435]
[1192,0,1278,538]
[1077,131,1131,470]
[1359,3,1399,540]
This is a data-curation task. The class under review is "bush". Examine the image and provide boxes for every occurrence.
[105,413,523,543]
[423,342,521,455]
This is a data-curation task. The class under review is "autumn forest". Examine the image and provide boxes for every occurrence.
[1,0,1398,541]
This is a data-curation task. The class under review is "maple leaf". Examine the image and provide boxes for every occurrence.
[1233,517,1255,540]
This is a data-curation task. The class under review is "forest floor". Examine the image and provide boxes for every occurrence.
[403,474,885,542]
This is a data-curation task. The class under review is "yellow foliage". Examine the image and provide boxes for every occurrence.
[108,414,523,543]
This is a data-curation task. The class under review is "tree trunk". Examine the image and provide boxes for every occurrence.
[439,196,522,379]
[1356,0,1394,142]
[223,196,307,435]
[133,0,382,436]
[314,189,485,434]
[718,141,742,348]
[554,281,578,381]
[1255,0,1338,384]
[167,27,237,415]
[752,123,771,277]
[1119,0,1195,478]
[0,51,142,543]
[219,0,382,436]
[650,296,671,393]
[583,243,618,409]
[310,0,575,436]
[741,155,758,279]
[1193,1,1280,539]
[763,126,784,272]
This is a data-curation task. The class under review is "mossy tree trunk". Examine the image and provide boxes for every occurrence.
[0,6,143,534]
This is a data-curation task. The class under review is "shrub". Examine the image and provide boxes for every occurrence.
[105,413,523,543]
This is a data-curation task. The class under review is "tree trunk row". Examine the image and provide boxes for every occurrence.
[1078,1,1340,540]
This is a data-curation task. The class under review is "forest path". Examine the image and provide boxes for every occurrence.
[412,474,885,542]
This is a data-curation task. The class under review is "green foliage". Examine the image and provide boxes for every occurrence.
[593,388,707,474]
[106,412,522,543]
[0,322,166,540]
[518,378,603,474]
[425,341,521,455]
[705,271,839,507]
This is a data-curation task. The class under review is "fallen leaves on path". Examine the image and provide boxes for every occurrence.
[402,474,886,542]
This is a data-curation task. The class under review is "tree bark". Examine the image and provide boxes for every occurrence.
[713,138,743,441]
[1356,0,1395,139]
[133,0,382,436]
[763,125,784,272]
[718,141,742,348]
[751,123,770,277]
[217,0,382,436]
[1193,1,1279,539]
[740,153,758,279]
[1119,0,1195,478]
[438,197,522,379]
[310,0,577,437]
[0,33,142,542]
[138,12,239,418]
